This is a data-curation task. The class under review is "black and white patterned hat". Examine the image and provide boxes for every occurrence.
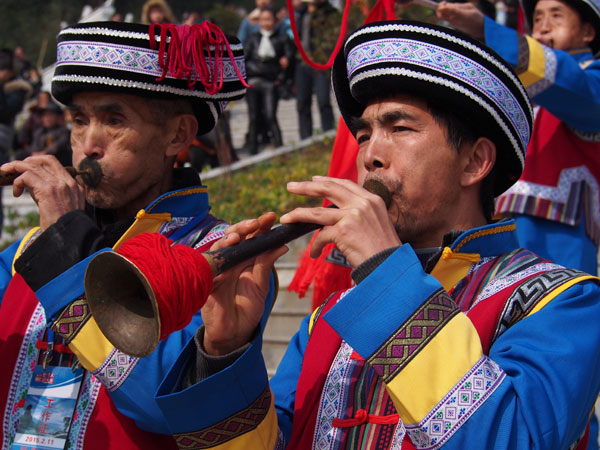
[521,0,600,53]
[332,20,534,195]
[52,21,248,135]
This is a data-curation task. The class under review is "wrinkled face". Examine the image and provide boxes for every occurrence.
[69,92,174,214]
[259,9,276,31]
[532,0,595,50]
[355,95,466,248]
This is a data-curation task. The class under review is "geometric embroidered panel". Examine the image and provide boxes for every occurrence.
[92,348,139,392]
[325,247,351,268]
[494,268,587,339]
[56,42,246,83]
[514,34,530,76]
[51,297,91,344]
[346,38,530,149]
[368,289,459,383]
[525,45,557,98]
[405,356,505,450]
[174,387,272,449]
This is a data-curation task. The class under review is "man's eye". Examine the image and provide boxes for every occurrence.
[107,117,122,126]
[393,126,409,132]
[357,135,370,144]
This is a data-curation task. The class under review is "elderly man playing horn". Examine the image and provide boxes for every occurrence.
[150,20,600,449]
[0,21,283,449]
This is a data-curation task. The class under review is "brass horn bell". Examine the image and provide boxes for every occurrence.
[85,251,162,357]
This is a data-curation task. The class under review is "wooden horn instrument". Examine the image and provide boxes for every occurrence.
[84,179,392,357]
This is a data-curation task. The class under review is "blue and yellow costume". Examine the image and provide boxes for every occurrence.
[485,12,600,275]
[154,21,600,450]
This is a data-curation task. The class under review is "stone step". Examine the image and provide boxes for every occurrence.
[228,94,340,153]
[263,339,290,378]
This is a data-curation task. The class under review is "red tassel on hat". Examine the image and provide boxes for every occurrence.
[149,22,250,94]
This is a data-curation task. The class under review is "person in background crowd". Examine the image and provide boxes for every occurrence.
[244,6,295,154]
[15,90,52,159]
[27,102,71,167]
[0,48,33,238]
[12,46,32,80]
[237,0,277,45]
[141,0,176,25]
[294,0,337,139]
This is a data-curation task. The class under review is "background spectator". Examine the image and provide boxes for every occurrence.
[15,90,51,159]
[28,102,71,167]
[244,7,295,154]
[237,0,276,45]
[141,0,176,24]
[294,0,337,139]
[0,48,33,237]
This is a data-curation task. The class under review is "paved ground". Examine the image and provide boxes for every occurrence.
[228,92,340,154]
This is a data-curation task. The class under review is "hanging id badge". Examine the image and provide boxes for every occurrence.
[12,337,83,450]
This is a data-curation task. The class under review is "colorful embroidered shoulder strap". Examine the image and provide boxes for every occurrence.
[288,292,343,449]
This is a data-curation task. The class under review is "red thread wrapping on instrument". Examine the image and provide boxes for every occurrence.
[117,233,213,340]
[149,22,250,93]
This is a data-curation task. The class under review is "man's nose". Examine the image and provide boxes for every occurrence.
[361,132,390,171]
[79,123,105,159]
[535,16,551,35]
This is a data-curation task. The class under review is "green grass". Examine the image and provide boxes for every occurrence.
[205,138,334,224]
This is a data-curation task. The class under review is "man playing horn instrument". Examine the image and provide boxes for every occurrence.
[154,20,600,450]
[0,20,283,449]
[437,0,600,314]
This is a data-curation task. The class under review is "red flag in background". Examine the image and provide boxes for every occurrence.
[287,0,397,311]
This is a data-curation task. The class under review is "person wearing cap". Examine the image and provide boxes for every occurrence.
[436,0,600,278]
[0,20,281,449]
[152,21,600,449]
[26,101,72,166]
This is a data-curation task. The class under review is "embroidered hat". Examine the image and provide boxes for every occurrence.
[331,20,533,195]
[521,0,600,53]
[52,21,248,135]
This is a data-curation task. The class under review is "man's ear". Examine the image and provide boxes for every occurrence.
[164,114,199,158]
[460,137,496,188]
[582,22,596,46]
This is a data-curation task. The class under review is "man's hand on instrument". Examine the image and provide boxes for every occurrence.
[436,1,486,42]
[1,155,85,231]
[281,176,401,269]
[202,212,288,356]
